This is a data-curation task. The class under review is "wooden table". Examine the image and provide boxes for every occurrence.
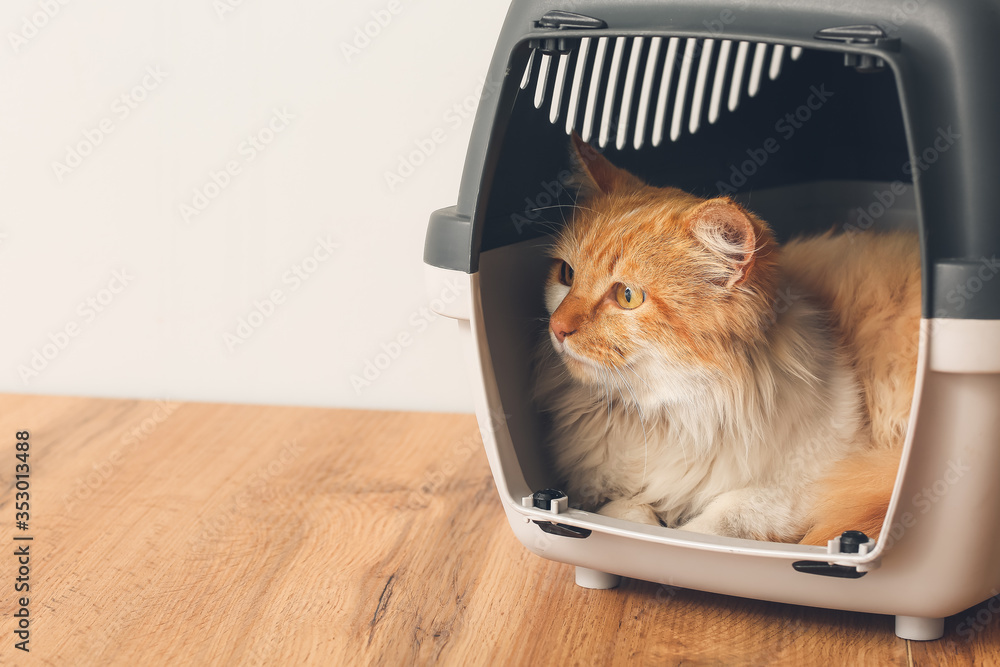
[0,394,995,665]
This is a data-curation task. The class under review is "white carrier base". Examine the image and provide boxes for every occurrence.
[427,254,1000,642]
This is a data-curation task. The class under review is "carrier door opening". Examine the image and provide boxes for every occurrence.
[476,37,919,548]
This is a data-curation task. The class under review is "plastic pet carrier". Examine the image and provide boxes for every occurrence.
[423,0,1000,640]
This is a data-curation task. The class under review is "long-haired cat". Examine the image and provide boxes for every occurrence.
[534,133,920,544]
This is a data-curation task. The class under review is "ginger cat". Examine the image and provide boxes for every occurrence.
[534,133,920,544]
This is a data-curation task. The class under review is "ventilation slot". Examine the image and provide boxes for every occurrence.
[523,37,798,148]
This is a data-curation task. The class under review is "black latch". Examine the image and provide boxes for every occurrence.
[532,488,567,511]
[791,561,868,578]
[837,530,870,553]
[814,24,891,44]
[535,10,607,30]
[526,488,589,537]
[814,24,900,73]
[530,11,606,55]
[533,520,592,539]
[792,530,872,578]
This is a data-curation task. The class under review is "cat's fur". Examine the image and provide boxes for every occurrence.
[534,133,920,544]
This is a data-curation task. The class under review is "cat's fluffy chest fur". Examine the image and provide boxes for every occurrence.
[534,133,918,543]
[537,276,865,541]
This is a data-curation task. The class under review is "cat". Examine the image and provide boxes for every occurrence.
[533,132,920,544]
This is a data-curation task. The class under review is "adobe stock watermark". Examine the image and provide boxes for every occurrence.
[510,128,618,235]
[62,400,182,512]
[179,107,295,224]
[17,268,135,384]
[340,0,404,64]
[938,256,1000,314]
[715,84,835,195]
[510,169,576,235]
[406,433,479,510]
[700,0,751,37]
[213,0,250,20]
[384,76,501,192]
[843,126,961,238]
[405,408,506,510]
[242,639,280,667]
[188,440,305,551]
[878,0,930,37]
[957,589,1000,642]
[878,457,970,551]
[51,65,168,182]
[223,234,339,351]
[765,286,805,326]
[350,275,465,394]
[7,0,71,54]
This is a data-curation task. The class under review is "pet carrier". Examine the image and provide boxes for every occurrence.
[423,0,1000,640]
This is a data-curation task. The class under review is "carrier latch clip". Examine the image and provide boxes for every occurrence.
[530,11,607,55]
[792,530,879,578]
[523,488,592,538]
[814,24,900,73]
[523,488,569,513]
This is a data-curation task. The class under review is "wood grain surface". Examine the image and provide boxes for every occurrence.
[0,393,996,665]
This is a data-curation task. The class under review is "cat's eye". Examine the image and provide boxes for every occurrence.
[615,283,644,309]
[559,260,574,286]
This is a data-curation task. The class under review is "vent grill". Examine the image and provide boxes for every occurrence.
[520,37,803,149]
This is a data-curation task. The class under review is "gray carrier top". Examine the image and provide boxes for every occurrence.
[425,0,1000,320]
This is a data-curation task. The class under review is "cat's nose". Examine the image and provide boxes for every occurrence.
[550,314,577,343]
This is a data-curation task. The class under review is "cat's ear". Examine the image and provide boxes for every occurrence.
[688,198,759,288]
[568,131,643,198]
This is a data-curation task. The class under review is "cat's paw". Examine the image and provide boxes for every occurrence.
[597,499,661,525]
[677,493,749,537]
[677,512,731,537]
[677,490,784,540]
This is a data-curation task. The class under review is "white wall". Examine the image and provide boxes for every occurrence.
[0,0,513,412]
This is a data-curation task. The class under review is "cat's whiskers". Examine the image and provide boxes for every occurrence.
[567,186,599,217]
[621,361,652,392]
[531,204,597,215]
[528,218,564,229]
[529,221,566,237]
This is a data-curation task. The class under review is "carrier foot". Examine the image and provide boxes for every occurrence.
[575,567,621,589]
[895,615,944,640]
